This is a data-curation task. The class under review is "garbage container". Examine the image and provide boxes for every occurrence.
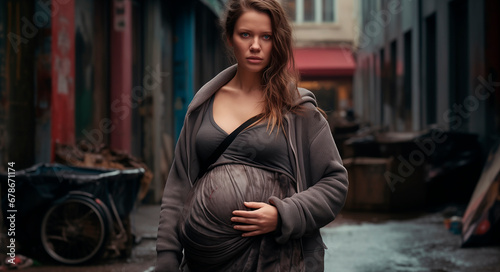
[0,163,143,264]
[420,131,484,208]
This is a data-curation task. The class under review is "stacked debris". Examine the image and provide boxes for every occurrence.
[462,140,500,247]
[342,128,485,211]
[54,141,153,202]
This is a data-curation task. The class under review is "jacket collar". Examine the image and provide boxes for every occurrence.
[187,64,238,115]
[186,64,318,115]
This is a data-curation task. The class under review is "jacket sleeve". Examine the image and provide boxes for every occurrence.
[155,124,192,271]
[269,109,348,243]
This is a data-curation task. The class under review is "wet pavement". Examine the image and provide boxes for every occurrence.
[324,211,500,272]
[11,205,500,272]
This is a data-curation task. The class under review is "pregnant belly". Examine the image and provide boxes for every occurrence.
[187,164,281,227]
[179,164,295,268]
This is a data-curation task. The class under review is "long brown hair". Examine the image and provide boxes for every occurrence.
[222,0,300,132]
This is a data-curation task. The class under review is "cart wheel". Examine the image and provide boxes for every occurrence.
[40,194,111,265]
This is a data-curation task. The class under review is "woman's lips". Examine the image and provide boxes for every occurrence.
[247,57,263,64]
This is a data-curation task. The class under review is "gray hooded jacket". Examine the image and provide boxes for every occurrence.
[155,65,348,271]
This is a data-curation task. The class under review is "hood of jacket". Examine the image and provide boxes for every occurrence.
[186,64,318,116]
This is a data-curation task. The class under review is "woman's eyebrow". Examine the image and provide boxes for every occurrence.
[237,28,272,34]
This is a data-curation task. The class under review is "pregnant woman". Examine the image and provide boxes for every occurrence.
[155,0,348,271]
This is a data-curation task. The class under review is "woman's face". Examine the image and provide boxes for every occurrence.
[229,10,273,74]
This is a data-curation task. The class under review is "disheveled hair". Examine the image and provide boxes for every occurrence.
[221,0,301,132]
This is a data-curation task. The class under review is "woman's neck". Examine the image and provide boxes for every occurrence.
[230,68,263,93]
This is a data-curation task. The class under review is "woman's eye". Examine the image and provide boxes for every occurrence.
[263,35,271,40]
[241,33,249,38]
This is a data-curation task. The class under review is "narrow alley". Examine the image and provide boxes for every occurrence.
[2,0,500,271]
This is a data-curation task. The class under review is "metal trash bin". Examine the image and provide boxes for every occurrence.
[1,163,143,264]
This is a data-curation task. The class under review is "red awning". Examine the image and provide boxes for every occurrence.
[293,48,356,77]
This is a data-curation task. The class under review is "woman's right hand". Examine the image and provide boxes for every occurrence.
[231,202,278,237]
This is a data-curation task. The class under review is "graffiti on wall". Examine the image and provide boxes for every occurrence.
[54,17,72,94]
[114,0,126,31]
[50,1,75,155]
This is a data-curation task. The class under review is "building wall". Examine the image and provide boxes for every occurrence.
[3,0,36,169]
[0,0,229,203]
[292,0,357,47]
[353,0,500,148]
[284,0,356,122]
[140,0,228,203]
[0,0,7,172]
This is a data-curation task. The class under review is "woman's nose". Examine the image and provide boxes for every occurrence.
[250,38,261,51]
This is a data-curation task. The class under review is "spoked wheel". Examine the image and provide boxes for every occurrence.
[40,194,111,265]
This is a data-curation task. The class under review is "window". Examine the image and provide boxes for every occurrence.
[403,30,412,130]
[283,0,336,23]
[448,0,469,131]
[425,14,437,126]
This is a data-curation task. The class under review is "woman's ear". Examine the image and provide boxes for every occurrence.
[227,37,233,47]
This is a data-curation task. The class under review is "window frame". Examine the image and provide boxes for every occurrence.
[289,0,337,24]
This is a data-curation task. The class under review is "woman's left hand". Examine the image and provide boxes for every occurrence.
[231,202,278,237]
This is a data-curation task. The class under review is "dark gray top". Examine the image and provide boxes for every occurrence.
[195,96,293,177]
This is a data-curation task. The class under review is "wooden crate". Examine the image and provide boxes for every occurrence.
[344,157,392,211]
[343,157,425,211]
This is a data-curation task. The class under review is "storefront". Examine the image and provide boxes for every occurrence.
[294,47,356,117]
